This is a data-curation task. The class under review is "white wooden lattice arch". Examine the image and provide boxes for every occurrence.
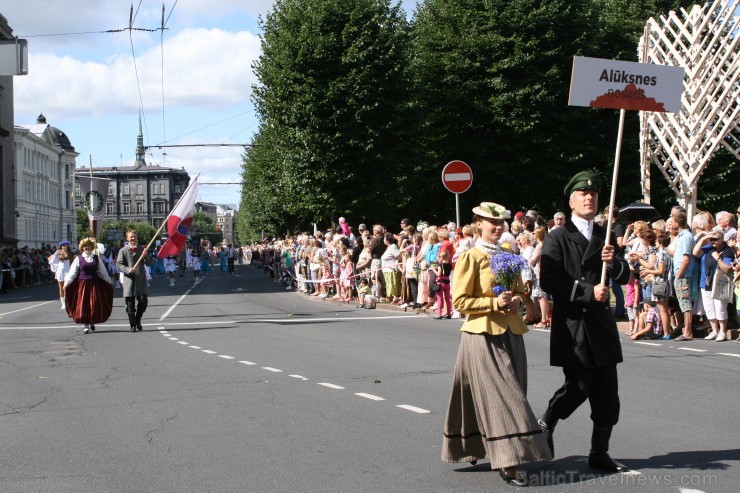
[639,0,739,219]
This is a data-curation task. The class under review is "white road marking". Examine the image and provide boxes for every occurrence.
[622,469,642,476]
[318,383,344,390]
[201,350,217,354]
[532,328,551,333]
[717,352,740,358]
[397,405,430,414]
[677,347,706,352]
[218,355,235,360]
[0,300,56,317]
[262,367,283,373]
[177,341,189,345]
[158,327,166,331]
[633,341,662,346]
[239,360,257,365]
[289,374,309,380]
[168,337,179,341]
[159,289,196,321]
[189,345,201,349]
[355,393,385,401]
[679,489,708,493]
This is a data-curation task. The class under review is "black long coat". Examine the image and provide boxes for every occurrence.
[540,220,631,368]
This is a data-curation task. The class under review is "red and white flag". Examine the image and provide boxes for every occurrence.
[157,177,199,259]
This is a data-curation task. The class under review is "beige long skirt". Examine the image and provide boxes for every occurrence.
[441,330,552,469]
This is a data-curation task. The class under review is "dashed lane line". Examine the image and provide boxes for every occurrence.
[177,341,189,345]
[633,341,662,346]
[397,405,430,414]
[318,383,345,390]
[218,355,235,360]
[355,393,385,401]
[718,352,740,358]
[262,367,282,373]
[201,350,217,354]
[289,375,309,381]
[239,360,257,365]
[677,347,707,352]
[189,345,202,349]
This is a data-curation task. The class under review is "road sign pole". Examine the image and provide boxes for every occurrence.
[455,193,460,231]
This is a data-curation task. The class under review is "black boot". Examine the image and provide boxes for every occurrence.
[588,424,627,472]
[135,309,144,331]
[538,407,558,457]
[128,313,137,332]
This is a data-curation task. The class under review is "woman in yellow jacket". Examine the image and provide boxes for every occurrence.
[441,202,551,487]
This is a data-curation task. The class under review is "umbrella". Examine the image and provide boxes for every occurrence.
[617,202,662,224]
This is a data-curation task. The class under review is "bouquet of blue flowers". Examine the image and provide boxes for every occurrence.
[490,252,528,295]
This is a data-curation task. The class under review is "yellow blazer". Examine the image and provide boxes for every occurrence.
[452,247,528,336]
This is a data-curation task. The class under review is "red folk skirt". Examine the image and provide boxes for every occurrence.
[65,278,114,324]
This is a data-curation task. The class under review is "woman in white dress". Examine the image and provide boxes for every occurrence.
[49,241,75,309]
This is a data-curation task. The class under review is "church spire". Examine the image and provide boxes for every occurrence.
[135,113,146,168]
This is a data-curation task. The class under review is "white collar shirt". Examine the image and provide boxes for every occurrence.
[571,215,593,241]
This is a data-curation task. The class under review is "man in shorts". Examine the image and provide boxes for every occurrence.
[671,211,695,340]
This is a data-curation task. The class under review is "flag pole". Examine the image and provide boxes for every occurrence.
[131,174,200,271]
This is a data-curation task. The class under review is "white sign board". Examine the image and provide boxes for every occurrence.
[0,39,28,76]
[569,56,684,113]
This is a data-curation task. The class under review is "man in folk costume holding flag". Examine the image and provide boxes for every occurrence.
[117,229,154,332]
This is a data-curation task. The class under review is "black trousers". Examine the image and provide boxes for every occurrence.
[548,365,620,426]
[227,258,235,273]
[125,295,148,318]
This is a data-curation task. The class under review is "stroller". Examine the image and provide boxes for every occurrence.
[280,267,298,289]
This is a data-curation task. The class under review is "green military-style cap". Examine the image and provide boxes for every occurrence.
[563,171,602,197]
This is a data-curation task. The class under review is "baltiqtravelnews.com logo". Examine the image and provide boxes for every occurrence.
[84,190,105,213]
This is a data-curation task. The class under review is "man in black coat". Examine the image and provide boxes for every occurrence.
[538,171,631,473]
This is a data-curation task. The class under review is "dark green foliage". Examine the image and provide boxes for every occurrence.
[237,0,736,235]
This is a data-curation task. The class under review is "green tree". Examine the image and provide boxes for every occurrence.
[192,212,224,245]
[100,221,157,248]
[76,209,92,240]
[410,0,603,220]
[241,0,414,234]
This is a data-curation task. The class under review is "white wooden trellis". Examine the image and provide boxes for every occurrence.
[639,0,739,219]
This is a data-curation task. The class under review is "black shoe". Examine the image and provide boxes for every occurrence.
[433,315,444,319]
[499,468,527,487]
[130,326,137,332]
[90,324,95,332]
[137,322,143,331]
[444,314,452,319]
[588,451,628,473]
[538,408,557,457]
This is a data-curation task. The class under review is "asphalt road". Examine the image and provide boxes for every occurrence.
[0,264,738,492]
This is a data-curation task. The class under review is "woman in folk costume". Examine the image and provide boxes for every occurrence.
[64,238,114,334]
[49,241,75,309]
[441,202,551,487]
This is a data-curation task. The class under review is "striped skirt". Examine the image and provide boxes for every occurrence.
[441,330,552,469]
[65,278,114,324]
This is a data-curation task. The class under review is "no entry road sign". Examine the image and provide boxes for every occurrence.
[442,160,473,194]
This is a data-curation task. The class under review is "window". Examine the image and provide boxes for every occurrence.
[108,182,115,196]
[136,202,143,213]
[123,184,130,195]
[74,185,81,197]
[174,184,181,193]
[106,202,114,214]
[123,202,130,214]
[153,202,165,214]
[137,184,143,195]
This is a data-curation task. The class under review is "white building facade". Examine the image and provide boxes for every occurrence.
[14,114,77,248]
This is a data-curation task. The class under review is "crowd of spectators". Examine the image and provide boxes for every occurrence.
[248,206,740,342]
[0,244,57,293]
[7,205,740,345]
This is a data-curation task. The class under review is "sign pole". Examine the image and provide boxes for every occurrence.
[455,193,460,230]
[600,108,626,286]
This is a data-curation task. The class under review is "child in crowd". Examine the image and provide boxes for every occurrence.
[318,257,333,298]
[340,251,354,302]
[631,299,662,340]
[433,250,453,319]
[625,276,639,335]
[356,278,377,309]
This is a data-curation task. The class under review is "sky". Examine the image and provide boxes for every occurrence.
[4,0,419,208]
